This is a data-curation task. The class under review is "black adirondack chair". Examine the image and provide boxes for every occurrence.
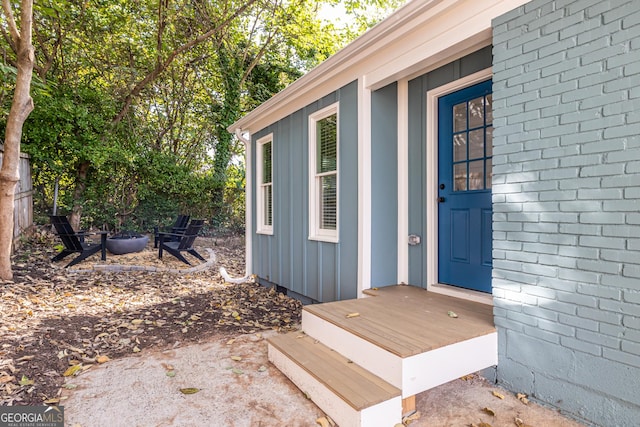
[153,214,190,248]
[50,215,107,268]
[158,219,205,265]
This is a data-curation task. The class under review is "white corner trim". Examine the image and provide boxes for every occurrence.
[358,78,372,296]
[235,128,253,277]
[425,67,492,300]
[397,79,409,285]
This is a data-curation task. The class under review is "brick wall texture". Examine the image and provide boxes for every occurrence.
[492,0,640,425]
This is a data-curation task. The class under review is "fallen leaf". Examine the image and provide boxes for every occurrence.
[226,339,236,345]
[482,407,496,416]
[161,363,174,371]
[16,355,35,362]
[166,371,176,378]
[460,374,475,381]
[517,393,530,405]
[132,346,141,353]
[131,319,144,325]
[230,356,242,361]
[402,410,421,424]
[19,375,34,386]
[346,312,360,318]
[94,333,109,341]
[96,355,110,364]
[492,390,505,399]
[232,368,244,375]
[62,384,77,390]
[0,376,15,384]
[63,365,82,377]
[478,423,493,427]
[179,387,200,394]
[257,365,267,372]
[448,310,458,318]
[43,398,60,404]
[316,417,330,427]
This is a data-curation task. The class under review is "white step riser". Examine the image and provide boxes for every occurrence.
[302,310,403,388]
[402,332,498,396]
[303,311,499,397]
[268,343,402,427]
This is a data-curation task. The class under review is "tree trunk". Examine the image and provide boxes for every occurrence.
[69,161,90,231]
[0,0,35,280]
[211,45,241,224]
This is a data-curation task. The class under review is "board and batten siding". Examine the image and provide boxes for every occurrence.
[406,46,493,287]
[251,81,359,303]
[492,0,640,425]
[370,82,399,287]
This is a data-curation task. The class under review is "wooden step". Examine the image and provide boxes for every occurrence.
[268,332,402,427]
[305,285,496,357]
[301,285,498,395]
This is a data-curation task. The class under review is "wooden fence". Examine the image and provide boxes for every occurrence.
[0,147,34,243]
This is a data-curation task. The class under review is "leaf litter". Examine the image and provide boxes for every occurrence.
[0,231,302,406]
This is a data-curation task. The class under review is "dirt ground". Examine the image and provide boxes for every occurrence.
[60,330,585,427]
[1,229,585,426]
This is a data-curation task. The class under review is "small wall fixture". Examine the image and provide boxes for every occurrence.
[408,234,421,246]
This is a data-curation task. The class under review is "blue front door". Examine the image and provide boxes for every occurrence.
[438,80,493,293]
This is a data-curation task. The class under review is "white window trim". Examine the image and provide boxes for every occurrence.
[308,103,339,243]
[256,133,273,235]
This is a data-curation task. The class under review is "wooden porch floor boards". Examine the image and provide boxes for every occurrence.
[303,285,495,358]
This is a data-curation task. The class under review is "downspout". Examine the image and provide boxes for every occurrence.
[219,128,253,283]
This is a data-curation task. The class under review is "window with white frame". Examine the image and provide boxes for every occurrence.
[309,103,339,242]
[256,134,273,234]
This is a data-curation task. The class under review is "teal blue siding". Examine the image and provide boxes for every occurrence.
[371,83,398,287]
[251,81,358,303]
[407,47,493,287]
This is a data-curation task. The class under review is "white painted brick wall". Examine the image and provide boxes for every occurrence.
[492,0,640,425]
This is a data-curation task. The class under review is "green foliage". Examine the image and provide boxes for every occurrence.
[4,0,403,233]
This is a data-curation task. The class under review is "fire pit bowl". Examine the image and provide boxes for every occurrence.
[106,232,150,255]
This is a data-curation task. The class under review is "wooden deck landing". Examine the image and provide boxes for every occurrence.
[304,285,495,358]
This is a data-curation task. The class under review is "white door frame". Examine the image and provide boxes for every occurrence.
[425,67,493,305]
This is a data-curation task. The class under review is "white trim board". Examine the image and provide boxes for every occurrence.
[425,68,493,306]
[397,79,409,285]
[358,78,372,296]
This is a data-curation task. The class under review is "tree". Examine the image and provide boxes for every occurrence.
[10,0,404,237]
[0,0,35,280]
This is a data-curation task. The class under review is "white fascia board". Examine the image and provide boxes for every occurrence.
[228,0,528,135]
[366,0,529,89]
